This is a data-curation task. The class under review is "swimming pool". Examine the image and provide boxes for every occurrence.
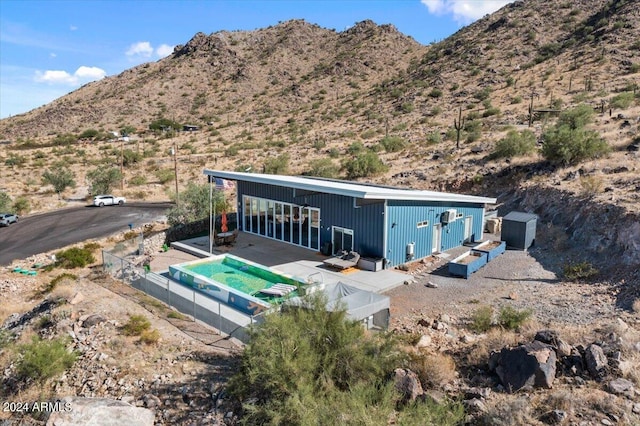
[168,254,305,315]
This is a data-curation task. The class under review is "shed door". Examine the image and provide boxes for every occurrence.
[432,224,442,254]
[463,216,473,243]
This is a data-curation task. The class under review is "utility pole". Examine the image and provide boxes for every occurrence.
[120,139,124,190]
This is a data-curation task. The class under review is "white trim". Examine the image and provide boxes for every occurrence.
[204,170,496,204]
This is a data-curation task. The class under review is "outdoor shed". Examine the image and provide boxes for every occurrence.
[203,170,496,267]
[286,282,391,329]
[501,211,537,250]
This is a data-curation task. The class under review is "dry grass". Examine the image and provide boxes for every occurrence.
[409,349,457,389]
[466,328,520,367]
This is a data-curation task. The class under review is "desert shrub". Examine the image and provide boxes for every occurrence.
[305,158,340,178]
[41,273,77,294]
[557,104,594,129]
[12,197,30,215]
[563,261,598,281]
[228,293,464,425]
[511,95,523,104]
[42,168,76,198]
[361,129,377,139]
[401,102,414,113]
[410,351,457,389]
[167,311,186,320]
[491,130,537,159]
[483,107,501,117]
[474,87,492,101]
[347,141,365,155]
[16,336,77,382]
[542,126,609,165]
[122,149,142,167]
[139,329,160,345]
[121,314,151,336]
[263,153,290,175]
[579,175,603,197]
[470,306,494,333]
[87,167,122,195]
[154,168,174,184]
[165,182,226,226]
[427,132,442,145]
[497,306,532,331]
[54,247,95,269]
[129,175,147,186]
[0,191,11,212]
[380,136,406,152]
[610,92,635,109]
[428,88,443,98]
[344,152,389,179]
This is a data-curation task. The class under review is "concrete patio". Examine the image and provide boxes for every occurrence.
[165,231,411,294]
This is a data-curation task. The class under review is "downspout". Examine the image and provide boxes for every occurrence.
[382,200,388,268]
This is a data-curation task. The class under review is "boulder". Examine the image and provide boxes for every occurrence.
[83,314,107,328]
[393,368,424,402]
[416,334,432,348]
[464,398,488,414]
[606,378,634,397]
[490,341,557,393]
[534,330,572,357]
[46,397,154,426]
[584,344,608,379]
[539,409,568,425]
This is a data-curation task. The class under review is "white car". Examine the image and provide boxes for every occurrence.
[0,213,19,226]
[93,195,126,207]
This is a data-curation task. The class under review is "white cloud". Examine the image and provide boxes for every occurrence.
[421,0,515,24]
[156,44,174,58]
[34,66,106,85]
[50,52,57,58]
[70,25,78,31]
[126,41,154,57]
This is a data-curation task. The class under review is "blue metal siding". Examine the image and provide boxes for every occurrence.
[385,201,485,266]
[237,181,385,258]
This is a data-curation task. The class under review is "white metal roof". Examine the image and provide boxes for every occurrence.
[203,170,497,204]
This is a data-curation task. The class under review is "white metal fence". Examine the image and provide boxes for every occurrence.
[102,250,263,342]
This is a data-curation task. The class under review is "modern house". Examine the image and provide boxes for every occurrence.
[203,170,497,268]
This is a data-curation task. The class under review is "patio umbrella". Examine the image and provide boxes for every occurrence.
[221,211,228,233]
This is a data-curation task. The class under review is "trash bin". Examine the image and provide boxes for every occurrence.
[320,241,332,256]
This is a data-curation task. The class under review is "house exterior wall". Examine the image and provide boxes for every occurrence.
[385,201,485,266]
[237,181,385,258]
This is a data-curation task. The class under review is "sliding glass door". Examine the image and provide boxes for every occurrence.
[332,226,354,255]
[242,195,321,251]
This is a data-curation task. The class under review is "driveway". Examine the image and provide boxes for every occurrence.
[0,203,172,266]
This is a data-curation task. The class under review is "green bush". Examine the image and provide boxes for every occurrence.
[428,88,443,98]
[87,167,122,195]
[610,92,635,109]
[557,104,594,130]
[344,152,389,179]
[12,197,31,215]
[16,336,77,382]
[347,141,365,155]
[55,247,95,269]
[542,126,609,165]
[130,175,147,186]
[470,306,494,333]
[154,168,174,184]
[305,158,340,178]
[491,130,537,159]
[228,293,464,425]
[380,136,406,153]
[41,273,77,294]
[563,261,599,281]
[139,329,160,345]
[497,306,532,331]
[263,153,290,175]
[121,314,151,336]
[0,191,12,212]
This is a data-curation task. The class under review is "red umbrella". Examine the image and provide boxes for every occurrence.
[221,211,228,233]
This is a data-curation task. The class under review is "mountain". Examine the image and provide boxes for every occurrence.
[0,0,638,215]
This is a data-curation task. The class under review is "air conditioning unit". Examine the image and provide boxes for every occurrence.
[442,209,457,224]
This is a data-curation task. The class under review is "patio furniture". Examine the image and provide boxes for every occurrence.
[323,251,361,270]
[259,283,297,297]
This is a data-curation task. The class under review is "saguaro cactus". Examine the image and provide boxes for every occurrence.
[454,106,465,149]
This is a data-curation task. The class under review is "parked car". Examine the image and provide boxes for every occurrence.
[0,213,19,226]
[93,195,126,207]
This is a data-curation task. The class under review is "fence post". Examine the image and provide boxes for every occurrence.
[167,278,171,307]
[219,302,222,335]
[193,290,196,322]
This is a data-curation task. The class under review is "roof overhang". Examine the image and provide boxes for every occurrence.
[203,170,497,205]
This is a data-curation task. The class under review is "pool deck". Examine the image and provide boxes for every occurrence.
[166,232,410,294]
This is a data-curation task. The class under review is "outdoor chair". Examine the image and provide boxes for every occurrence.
[323,250,360,270]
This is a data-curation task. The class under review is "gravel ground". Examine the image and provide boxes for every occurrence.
[387,243,621,329]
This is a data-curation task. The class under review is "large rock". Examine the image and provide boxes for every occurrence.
[490,341,557,393]
[607,378,634,397]
[393,368,424,402]
[46,397,155,426]
[584,344,608,379]
[534,330,572,357]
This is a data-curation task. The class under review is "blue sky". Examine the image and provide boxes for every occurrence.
[0,0,514,119]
